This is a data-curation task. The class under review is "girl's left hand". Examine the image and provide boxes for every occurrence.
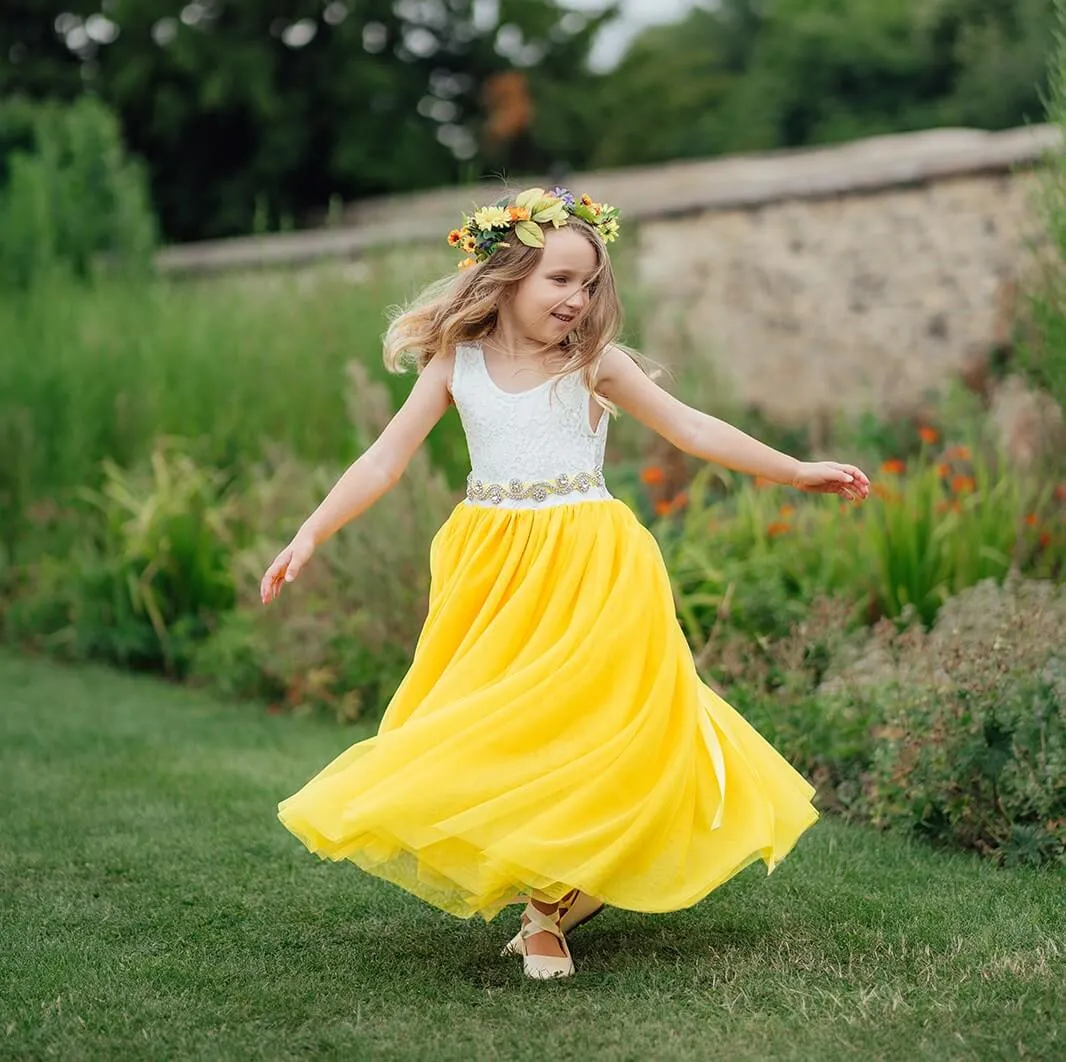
[791,461,870,501]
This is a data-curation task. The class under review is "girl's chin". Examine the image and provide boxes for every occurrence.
[529,327,567,345]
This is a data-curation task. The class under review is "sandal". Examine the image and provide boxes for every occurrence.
[501,889,604,958]
[516,902,575,980]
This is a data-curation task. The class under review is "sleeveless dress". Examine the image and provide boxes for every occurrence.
[277,341,819,921]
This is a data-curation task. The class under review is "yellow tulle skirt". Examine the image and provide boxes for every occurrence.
[277,498,819,921]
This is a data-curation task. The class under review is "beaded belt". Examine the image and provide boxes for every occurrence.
[466,469,606,505]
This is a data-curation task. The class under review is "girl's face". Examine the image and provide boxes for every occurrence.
[502,227,599,348]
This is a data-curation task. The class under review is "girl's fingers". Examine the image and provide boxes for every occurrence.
[261,551,292,603]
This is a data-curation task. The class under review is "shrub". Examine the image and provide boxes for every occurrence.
[710,596,878,812]
[704,578,1065,866]
[4,438,239,676]
[830,577,1066,867]
[0,96,156,288]
[191,363,458,721]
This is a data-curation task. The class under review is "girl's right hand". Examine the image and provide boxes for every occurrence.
[260,532,316,605]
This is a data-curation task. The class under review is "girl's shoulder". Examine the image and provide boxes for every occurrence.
[440,343,471,400]
[591,343,627,389]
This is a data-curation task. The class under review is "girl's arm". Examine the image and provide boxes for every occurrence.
[261,351,455,604]
[596,346,869,499]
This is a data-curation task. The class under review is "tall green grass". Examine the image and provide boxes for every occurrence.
[0,259,467,553]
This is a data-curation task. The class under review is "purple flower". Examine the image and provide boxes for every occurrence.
[549,186,576,207]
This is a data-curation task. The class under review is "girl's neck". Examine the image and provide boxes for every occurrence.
[483,320,559,361]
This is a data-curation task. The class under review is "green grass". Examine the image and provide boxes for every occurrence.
[0,258,470,545]
[1,649,1063,1062]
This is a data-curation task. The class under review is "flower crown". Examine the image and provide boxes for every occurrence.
[447,186,621,269]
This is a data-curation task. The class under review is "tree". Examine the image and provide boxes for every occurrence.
[1,1,616,241]
[571,0,1055,168]
[541,3,760,170]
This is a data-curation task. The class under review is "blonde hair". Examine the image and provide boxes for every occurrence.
[382,217,652,420]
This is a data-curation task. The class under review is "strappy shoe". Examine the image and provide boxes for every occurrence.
[516,902,575,980]
[501,889,604,958]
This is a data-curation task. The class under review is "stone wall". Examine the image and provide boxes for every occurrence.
[157,124,1063,420]
[639,169,1044,421]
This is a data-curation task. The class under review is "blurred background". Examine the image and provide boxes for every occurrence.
[2,0,1065,868]
[1,0,1059,241]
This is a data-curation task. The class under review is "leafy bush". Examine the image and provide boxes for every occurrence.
[191,363,457,722]
[705,578,1065,866]
[711,596,879,812]
[4,439,239,675]
[2,361,460,719]
[648,466,867,651]
[0,96,156,288]
[844,577,1066,867]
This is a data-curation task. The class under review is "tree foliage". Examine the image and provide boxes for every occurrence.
[574,0,1056,169]
[0,95,155,287]
[0,0,1056,243]
[2,0,614,241]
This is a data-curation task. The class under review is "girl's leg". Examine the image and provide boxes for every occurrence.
[520,892,568,959]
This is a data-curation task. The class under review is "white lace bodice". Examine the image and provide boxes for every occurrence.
[450,341,612,509]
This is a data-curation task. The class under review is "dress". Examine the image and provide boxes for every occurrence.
[277,341,819,921]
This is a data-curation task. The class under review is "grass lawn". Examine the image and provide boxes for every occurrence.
[1,649,1062,1062]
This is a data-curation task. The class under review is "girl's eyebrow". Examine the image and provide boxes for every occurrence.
[550,268,596,280]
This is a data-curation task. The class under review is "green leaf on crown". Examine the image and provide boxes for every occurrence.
[514,220,545,248]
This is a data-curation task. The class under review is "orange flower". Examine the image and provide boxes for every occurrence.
[1025,513,1039,527]
[935,463,949,479]
[655,500,673,517]
[641,465,665,486]
[779,503,795,518]
[951,474,976,495]
[447,228,464,246]
[873,483,901,503]
[671,491,689,512]
[1039,531,1052,549]
[509,206,530,222]
[936,500,962,515]
[944,445,972,462]
[918,426,939,445]
[881,459,906,475]
[767,521,791,537]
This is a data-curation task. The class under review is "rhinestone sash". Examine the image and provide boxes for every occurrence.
[466,469,606,506]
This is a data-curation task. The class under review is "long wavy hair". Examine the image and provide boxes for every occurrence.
[382,217,653,420]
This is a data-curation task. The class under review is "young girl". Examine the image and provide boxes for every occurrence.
[262,186,870,981]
